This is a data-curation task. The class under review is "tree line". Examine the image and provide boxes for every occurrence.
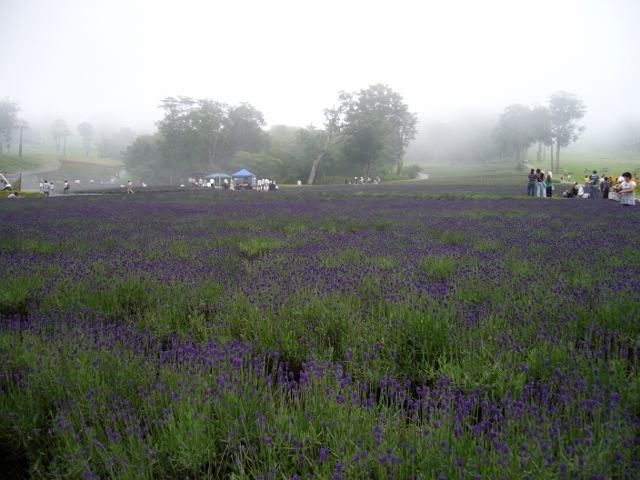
[5,89,639,182]
[122,84,419,184]
[0,85,417,184]
[0,98,100,158]
[492,91,587,172]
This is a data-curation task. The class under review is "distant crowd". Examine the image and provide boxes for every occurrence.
[187,177,277,191]
[527,168,637,205]
[346,176,381,185]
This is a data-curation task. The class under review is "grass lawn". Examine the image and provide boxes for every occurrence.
[416,147,640,181]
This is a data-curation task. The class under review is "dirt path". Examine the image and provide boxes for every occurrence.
[17,160,62,176]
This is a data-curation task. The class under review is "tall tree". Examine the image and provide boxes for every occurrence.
[191,99,227,169]
[528,105,552,168]
[52,119,70,156]
[224,102,267,158]
[0,98,21,155]
[548,91,586,171]
[77,122,94,156]
[391,110,419,173]
[155,96,267,181]
[122,134,162,182]
[156,96,199,182]
[307,105,344,185]
[266,125,312,183]
[492,104,535,170]
[339,84,417,180]
[341,111,386,180]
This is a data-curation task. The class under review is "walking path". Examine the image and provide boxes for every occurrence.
[17,160,62,193]
[17,160,62,176]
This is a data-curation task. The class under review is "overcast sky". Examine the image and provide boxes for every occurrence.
[2,0,639,137]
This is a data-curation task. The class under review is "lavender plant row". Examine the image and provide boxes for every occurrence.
[1,186,638,479]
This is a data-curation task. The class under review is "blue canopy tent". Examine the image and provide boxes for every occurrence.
[231,169,257,189]
[204,173,232,188]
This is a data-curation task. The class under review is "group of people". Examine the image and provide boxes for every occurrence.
[348,176,381,185]
[528,167,637,205]
[526,168,554,197]
[188,177,205,187]
[40,179,54,196]
[219,178,277,191]
[256,178,276,190]
[561,170,637,205]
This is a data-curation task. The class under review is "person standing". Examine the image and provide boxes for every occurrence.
[535,169,545,197]
[588,170,599,199]
[527,169,537,196]
[601,176,611,199]
[63,181,70,194]
[544,174,553,197]
[42,180,51,196]
[127,181,134,194]
[618,172,636,206]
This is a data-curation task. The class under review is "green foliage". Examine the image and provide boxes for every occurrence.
[51,119,70,155]
[339,84,417,177]
[493,104,535,167]
[97,127,137,160]
[122,134,162,181]
[549,91,586,169]
[402,163,422,179]
[2,165,639,480]
[238,237,285,258]
[0,98,21,154]
[419,255,459,279]
[154,96,267,182]
[231,151,282,179]
[373,218,394,231]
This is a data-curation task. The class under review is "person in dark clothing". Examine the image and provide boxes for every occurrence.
[527,169,537,196]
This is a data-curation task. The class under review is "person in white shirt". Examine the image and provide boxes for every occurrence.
[618,172,637,206]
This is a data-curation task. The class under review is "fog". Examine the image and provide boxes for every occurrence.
[2,0,639,142]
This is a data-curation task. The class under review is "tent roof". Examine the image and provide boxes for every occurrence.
[231,169,255,177]
[204,173,231,179]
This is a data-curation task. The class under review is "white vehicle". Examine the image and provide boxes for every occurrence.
[0,174,12,191]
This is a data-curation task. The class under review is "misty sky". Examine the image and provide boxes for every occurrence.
[2,0,639,137]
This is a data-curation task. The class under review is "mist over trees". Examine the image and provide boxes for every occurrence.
[121,85,422,184]
[615,119,640,152]
[493,104,535,170]
[51,119,70,156]
[339,84,418,179]
[492,91,586,171]
[77,122,94,156]
[0,98,21,155]
[96,127,138,159]
[147,96,268,183]
[548,91,586,170]
[3,87,596,184]
[406,114,501,166]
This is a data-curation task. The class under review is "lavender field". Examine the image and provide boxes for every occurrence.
[1,185,639,479]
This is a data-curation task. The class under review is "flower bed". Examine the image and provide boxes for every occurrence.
[1,185,638,478]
